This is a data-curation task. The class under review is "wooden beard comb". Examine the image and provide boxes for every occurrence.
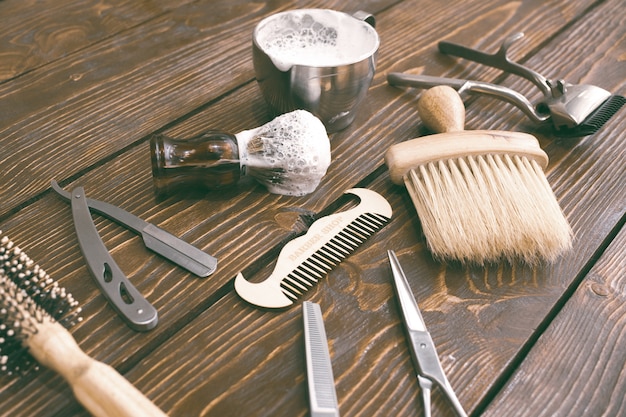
[235,189,392,309]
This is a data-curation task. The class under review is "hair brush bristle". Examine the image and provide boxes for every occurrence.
[0,232,82,375]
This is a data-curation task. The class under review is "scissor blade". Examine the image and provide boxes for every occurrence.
[51,180,217,277]
[387,250,427,332]
[303,301,340,417]
[387,250,468,417]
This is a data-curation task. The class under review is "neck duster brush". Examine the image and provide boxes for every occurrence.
[151,109,331,197]
[385,86,572,264]
[0,232,168,417]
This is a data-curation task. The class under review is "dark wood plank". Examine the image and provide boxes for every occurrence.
[482,222,626,417]
[0,0,399,218]
[122,142,624,417]
[117,177,444,417]
[115,0,624,415]
[0,0,194,82]
[0,0,262,218]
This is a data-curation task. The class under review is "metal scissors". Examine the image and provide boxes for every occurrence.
[387,250,467,417]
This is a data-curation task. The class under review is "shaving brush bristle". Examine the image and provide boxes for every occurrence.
[244,135,287,184]
[0,232,82,375]
[237,110,331,196]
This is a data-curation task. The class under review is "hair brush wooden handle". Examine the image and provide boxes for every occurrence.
[385,85,549,185]
[28,317,167,417]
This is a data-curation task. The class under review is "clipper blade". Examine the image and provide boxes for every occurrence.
[556,94,626,137]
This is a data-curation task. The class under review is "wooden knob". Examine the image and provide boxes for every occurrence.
[384,85,548,185]
[417,85,465,133]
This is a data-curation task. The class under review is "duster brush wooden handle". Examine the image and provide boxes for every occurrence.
[385,85,549,185]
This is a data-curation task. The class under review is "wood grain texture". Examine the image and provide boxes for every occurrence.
[0,0,262,218]
[0,0,598,219]
[0,0,624,416]
[482,224,626,417]
[0,0,400,219]
[0,0,195,82]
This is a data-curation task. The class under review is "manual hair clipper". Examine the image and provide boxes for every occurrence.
[388,32,625,137]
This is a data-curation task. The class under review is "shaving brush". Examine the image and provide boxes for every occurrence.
[0,232,168,417]
[151,109,331,197]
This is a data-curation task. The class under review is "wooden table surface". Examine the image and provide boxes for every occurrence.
[1,0,624,416]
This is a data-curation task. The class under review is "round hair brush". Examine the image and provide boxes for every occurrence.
[385,86,572,264]
[0,232,167,417]
[151,109,331,197]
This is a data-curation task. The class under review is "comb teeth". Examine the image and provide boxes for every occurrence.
[303,301,339,414]
[557,94,626,137]
[280,212,389,301]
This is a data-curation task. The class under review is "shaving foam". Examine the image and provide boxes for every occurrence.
[235,110,331,196]
[254,9,379,71]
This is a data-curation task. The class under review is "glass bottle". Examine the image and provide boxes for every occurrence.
[150,131,240,197]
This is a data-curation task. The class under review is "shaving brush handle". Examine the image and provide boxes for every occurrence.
[28,319,168,417]
[150,131,241,197]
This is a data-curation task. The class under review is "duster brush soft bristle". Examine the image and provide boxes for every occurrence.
[385,86,572,264]
[0,231,168,417]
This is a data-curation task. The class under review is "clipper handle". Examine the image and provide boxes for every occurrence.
[439,32,552,96]
[387,73,549,125]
